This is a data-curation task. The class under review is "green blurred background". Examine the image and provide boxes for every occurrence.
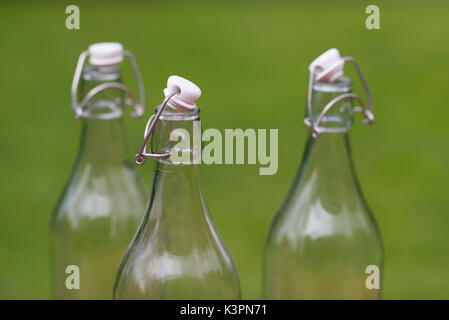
[1,0,448,299]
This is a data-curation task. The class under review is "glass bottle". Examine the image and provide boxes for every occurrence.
[264,49,383,299]
[113,76,241,300]
[51,43,147,299]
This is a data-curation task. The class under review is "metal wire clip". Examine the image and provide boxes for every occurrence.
[71,50,145,119]
[305,56,375,138]
[134,90,180,165]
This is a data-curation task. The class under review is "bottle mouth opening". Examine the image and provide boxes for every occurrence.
[156,105,200,121]
[83,65,121,81]
[312,76,352,93]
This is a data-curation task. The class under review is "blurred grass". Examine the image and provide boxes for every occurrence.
[1,0,449,299]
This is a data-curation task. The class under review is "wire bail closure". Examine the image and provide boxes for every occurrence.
[71,50,145,119]
[305,57,374,138]
[134,89,180,166]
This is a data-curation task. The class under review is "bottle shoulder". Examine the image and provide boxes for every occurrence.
[268,167,381,245]
[52,162,147,227]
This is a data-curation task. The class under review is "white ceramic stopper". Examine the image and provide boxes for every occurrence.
[163,75,202,111]
[88,42,124,66]
[308,48,345,82]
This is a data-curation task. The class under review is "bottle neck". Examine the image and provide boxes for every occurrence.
[142,108,207,244]
[78,117,128,167]
[76,65,129,167]
[303,132,355,188]
[142,160,210,255]
[301,77,358,194]
[80,64,124,119]
[151,107,201,165]
[150,161,204,219]
[309,76,353,133]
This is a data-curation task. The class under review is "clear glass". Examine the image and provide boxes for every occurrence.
[113,108,241,299]
[264,77,383,299]
[50,65,147,299]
